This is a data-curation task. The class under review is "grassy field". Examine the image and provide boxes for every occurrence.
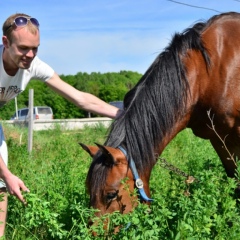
[2,122,240,239]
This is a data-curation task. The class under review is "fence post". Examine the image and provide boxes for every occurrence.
[28,89,34,153]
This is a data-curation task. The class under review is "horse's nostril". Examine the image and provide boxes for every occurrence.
[88,219,93,227]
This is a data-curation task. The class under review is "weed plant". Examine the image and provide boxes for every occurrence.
[2,123,240,239]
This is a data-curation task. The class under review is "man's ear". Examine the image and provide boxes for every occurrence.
[2,36,9,48]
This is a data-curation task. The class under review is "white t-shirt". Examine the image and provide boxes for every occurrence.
[0,45,54,107]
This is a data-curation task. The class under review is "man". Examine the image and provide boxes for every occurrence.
[0,13,120,236]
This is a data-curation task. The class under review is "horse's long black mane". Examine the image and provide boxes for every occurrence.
[104,18,212,173]
[86,13,238,198]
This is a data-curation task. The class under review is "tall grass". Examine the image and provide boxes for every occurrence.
[2,123,240,239]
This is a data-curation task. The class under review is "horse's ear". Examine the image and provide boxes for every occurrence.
[95,143,115,165]
[79,143,99,157]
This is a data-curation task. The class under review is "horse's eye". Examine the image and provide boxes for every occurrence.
[106,191,118,202]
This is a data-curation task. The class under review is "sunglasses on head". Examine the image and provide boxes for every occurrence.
[5,16,40,33]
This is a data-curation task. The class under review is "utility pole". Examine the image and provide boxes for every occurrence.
[14,97,18,119]
[28,89,34,153]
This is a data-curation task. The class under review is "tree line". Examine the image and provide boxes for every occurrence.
[1,71,142,120]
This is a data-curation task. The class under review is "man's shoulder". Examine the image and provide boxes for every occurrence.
[30,56,54,81]
[30,56,48,71]
[31,55,41,64]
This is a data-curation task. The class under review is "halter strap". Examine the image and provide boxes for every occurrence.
[117,146,153,202]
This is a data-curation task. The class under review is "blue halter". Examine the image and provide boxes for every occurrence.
[117,146,153,202]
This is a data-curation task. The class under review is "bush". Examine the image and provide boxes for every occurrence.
[2,124,240,239]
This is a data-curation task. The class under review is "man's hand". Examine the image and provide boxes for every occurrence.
[4,173,30,204]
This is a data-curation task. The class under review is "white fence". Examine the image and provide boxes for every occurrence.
[3,117,113,131]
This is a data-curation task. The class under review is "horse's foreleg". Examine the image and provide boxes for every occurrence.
[210,138,237,178]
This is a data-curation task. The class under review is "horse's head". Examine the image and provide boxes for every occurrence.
[80,143,152,216]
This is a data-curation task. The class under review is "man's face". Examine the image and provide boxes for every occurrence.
[4,27,40,69]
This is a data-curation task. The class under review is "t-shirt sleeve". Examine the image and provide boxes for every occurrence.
[30,56,55,82]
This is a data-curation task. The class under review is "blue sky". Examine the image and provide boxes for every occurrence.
[1,0,240,75]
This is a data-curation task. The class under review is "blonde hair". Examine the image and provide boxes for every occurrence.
[2,13,39,43]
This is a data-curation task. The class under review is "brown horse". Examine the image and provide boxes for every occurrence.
[81,12,240,217]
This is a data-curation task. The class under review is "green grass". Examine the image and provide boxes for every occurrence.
[2,123,240,239]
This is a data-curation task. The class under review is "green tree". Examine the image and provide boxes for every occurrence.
[1,71,142,120]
